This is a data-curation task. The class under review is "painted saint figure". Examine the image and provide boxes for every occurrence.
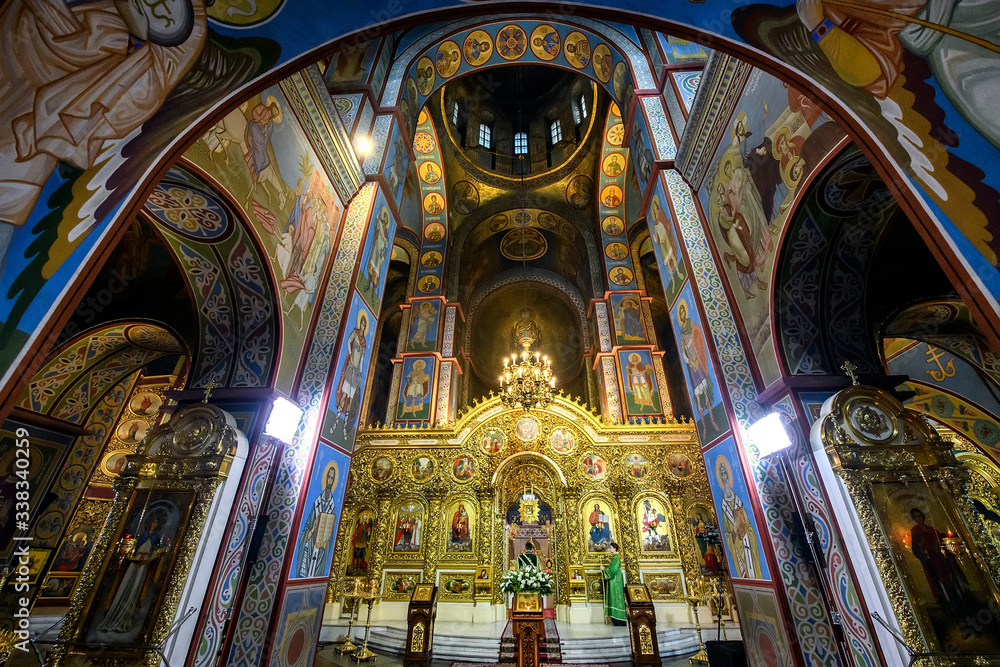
[244,99,288,210]
[909,508,972,610]
[363,208,390,305]
[400,360,431,418]
[297,462,339,578]
[625,352,656,412]
[716,455,762,579]
[394,514,421,551]
[409,302,437,351]
[349,513,371,576]
[334,310,369,435]
[589,503,613,547]
[677,300,721,436]
[451,504,470,547]
[98,509,169,636]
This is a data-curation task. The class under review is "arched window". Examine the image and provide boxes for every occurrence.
[479,123,492,149]
[550,119,563,144]
[452,101,460,125]
[514,132,528,156]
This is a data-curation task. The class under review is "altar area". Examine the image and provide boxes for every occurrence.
[324,395,726,629]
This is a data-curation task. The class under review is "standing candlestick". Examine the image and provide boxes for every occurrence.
[685,595,709,664]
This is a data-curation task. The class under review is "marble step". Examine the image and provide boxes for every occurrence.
[558,628,700,662]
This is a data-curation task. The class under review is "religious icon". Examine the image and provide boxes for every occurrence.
[605,242,629,261]
[346,509,374,577]
[417,275,440,294]
[586,501,614,551]
[358,206,392,311]
[451,180,480,216]
[549,427,575,453]
[423,192,444,215]
[452,455,475,482]
[675,295,723,439]
[296,460,340,578]
[488,214,509,232]
[497,24,527,60]
[407,301,440,352]
[100,450,131,479]
[21,549,50,585]
[411,457,435,482]
[566,175,593,210]
[419,161,442,184]
[530,24,561,60]
[714,454,763,579]
[609,266,634,286]
[53,528,94,573]
[435,40,462,78]
[481,429,505,453]
[424,222,445,242]
[619,350,662,415]
[393,501,423,552]
[592,43,613,84]
[420,251,442,269]
[625,453,649,479]
[38,574,78,601]
[416,57,435,96]
[688,503,722,574]
[564,31,591,69]
[447,502,473,552]
[463,30,493,66]
[129,392,162,416]
[602,215,624,236]
[371,457,393,481]
[515,417,539,441]
[638,498,671,552]
[602,153,625,178]
[117,419,149,444]
[500,227,547,261]
[582,454,606,480]
[331,305,371,439]
[538,212,557,229]
[384,572,420,600]
[668,454,693,478]
[610,294,645,344]
[397,358,433,419]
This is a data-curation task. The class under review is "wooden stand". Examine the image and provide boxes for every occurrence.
[403,584,437,667]
[625,584,661,665]
[512,592,544,667]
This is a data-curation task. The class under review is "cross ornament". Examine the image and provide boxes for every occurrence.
[202,379,218,403]
[840,361,859,386]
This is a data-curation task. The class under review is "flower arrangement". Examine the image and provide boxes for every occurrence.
[498,566,555,595]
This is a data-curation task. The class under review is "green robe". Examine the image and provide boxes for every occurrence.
[603,554,627,623]
[517,551,539,569]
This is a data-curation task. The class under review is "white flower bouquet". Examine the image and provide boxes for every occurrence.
[498,566,554,595]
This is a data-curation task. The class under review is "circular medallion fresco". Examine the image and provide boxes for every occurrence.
[147,185,228,242]
[497,24,527,60]
[602,215,624,236]
[550,427,575,453]
[582,454,606,479]
[413,131,436,153]
[451,181,480,215]
[424,222,445,242]
[418,161,442,184]
[418,275,440,293]
[129,392,162,416]
[513,209,532,226]
[606,122,625,146]
[610,102,622,118]
[564,31,591,69]
[605,242,628,261]
[501,228,547,261]
[538,212,557,229]
[482,428,506,453]
[463,30,493,66]
[418,108,429,125]
[452,455,475,481]
[488,214,509,232]
[592,43,613,83]
[416,57,435,96]
[667,453,692,478]
[516,417,539,441]
[625,453,649,479]
[100,450,131,478]
[566,175,593,210]
[117,419,149,444]
[372,457,393,481]
[411,456,435,482]
[422,192,445,215]
[436,40,462,78]
[613,62,629,101]
[420,251,442,268]
[601,184,623,209]
[530,24,561,61]
[602,153,626,178]
[405,77,418,111]
[609,266,634,286]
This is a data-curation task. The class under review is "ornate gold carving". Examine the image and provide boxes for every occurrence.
[638,623,654,654]
[411,621,425,652]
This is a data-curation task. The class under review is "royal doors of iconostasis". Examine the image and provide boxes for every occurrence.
[328,396,718,626]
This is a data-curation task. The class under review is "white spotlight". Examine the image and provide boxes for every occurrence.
[746,412,793,458]
[265,396,304,445]
[356,136,371,155]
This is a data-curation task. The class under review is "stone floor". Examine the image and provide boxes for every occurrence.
[315,644,703,667]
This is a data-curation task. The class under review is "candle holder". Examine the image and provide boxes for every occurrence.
[685,595,709,664]
[352,579,380,662]
[336,580,363,654]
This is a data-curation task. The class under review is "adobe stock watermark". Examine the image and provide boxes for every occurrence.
[8,426,33,653]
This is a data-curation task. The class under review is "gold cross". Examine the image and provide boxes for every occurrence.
[202,379,218,403]
[840,361,859,386]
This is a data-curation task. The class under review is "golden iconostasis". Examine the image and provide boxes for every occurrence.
[328,396,721,619]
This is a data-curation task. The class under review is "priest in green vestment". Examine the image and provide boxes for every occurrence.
[517,541,540,569]
[602,542,627,626]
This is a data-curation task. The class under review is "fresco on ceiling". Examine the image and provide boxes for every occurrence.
[321,292,375,451]
[672,70,702,116]
[396,356,436,422]
[0,1,278,376]
[647,174,688,308]
[886,339,1000,421]
[185,85,344,390]
[699,69,837,386]
[628,105,656,198]
[617,349,663,416]
[707,436,770,580]
[289,442,350,579]
[406,300,441,353]
[356,189,397,314]
[671,282,727,443]
[208,0,285,27]
[323,38,381,88]
[734,4,1000,284]
[903,382,1000,458]
[382,119,410,208]
[657,33,709,64]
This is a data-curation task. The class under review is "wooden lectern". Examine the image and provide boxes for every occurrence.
[625,584,661,665]
[404,584,437,667]
[512,593,545,667]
